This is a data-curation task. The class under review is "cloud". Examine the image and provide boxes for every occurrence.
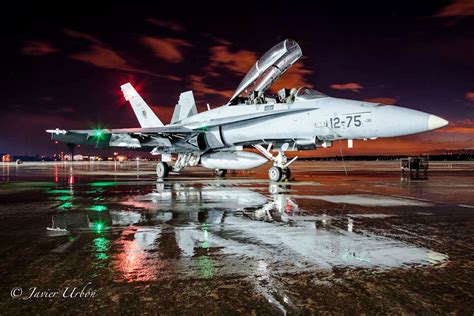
[330,83,363,92]
[465,91,474,102]
[365,97,397,105]
[437,118,474,134]
[71,45,131,70]
[70,45,178,80]
[146,18,185,32]
[63,29,103,44]
[141,37,192,63]
[206,44,257,76]
[435,0,474,17]
[270,63,314,92]
[21,41,58,56]
[189,75,233,99]
[63,30,179,80]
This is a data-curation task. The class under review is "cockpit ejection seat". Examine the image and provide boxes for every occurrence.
[276,88,297,104]
[287,88,297,104]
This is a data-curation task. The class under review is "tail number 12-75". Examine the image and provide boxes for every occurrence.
[329,115,362,129]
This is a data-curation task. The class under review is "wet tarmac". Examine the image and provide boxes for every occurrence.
[0,161,473,314]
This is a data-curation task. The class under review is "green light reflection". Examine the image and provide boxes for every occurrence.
[89,205,107,212]
[58,202,73,210]
[56,195,72,201]
[197,255,214,278]
[91,221,106,233]
[48,189,71,194]
[93,237,110,260]
[90,182,119,187]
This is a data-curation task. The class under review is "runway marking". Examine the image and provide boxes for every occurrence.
[458,204,474,209]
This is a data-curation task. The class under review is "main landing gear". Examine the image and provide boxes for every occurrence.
[155,153,201,179]
[156,161,170,178]
[254,143,297,182]
[214,169,227,177]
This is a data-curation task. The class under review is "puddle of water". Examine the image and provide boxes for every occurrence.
[295,194,433,207]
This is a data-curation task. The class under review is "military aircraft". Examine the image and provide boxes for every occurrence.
[47,39,449,181]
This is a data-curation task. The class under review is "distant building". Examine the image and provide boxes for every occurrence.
[73,154,84,161]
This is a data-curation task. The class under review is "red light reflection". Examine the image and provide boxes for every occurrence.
[114,227,165,282]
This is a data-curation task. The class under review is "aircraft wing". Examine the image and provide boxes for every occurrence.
[47,125,192,137]
[46,125,194,149]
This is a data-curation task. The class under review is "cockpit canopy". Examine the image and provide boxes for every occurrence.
[229,39,302,103]
[294,87,327,100]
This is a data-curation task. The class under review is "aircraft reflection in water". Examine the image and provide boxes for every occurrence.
[48,181,447,283]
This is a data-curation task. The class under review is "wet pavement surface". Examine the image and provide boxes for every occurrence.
[0,161,473,314]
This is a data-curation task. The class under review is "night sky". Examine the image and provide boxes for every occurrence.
[1,1,473,156]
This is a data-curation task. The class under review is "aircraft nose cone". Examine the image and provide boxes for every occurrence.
[428,115,449,130]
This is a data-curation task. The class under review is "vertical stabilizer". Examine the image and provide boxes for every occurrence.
[121,83,164,127]
[171,91,197,124]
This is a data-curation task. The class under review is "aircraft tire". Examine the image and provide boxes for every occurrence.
[269,166,283,182]
[156,162,169,178]
[214,169,227,177]
[282,167,291,181]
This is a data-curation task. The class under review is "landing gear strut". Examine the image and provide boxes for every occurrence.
[255,143,297,182]
[156,161,170,178]
[214,169,227,177]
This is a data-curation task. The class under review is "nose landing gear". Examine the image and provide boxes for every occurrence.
[254,143,297,182]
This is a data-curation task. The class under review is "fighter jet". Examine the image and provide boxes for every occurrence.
[47,39,449,181]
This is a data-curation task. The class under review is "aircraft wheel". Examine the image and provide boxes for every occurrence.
[269,166,283,182]
[281,167,291,181]
[156,162,169,178]
[214,169,227,177]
